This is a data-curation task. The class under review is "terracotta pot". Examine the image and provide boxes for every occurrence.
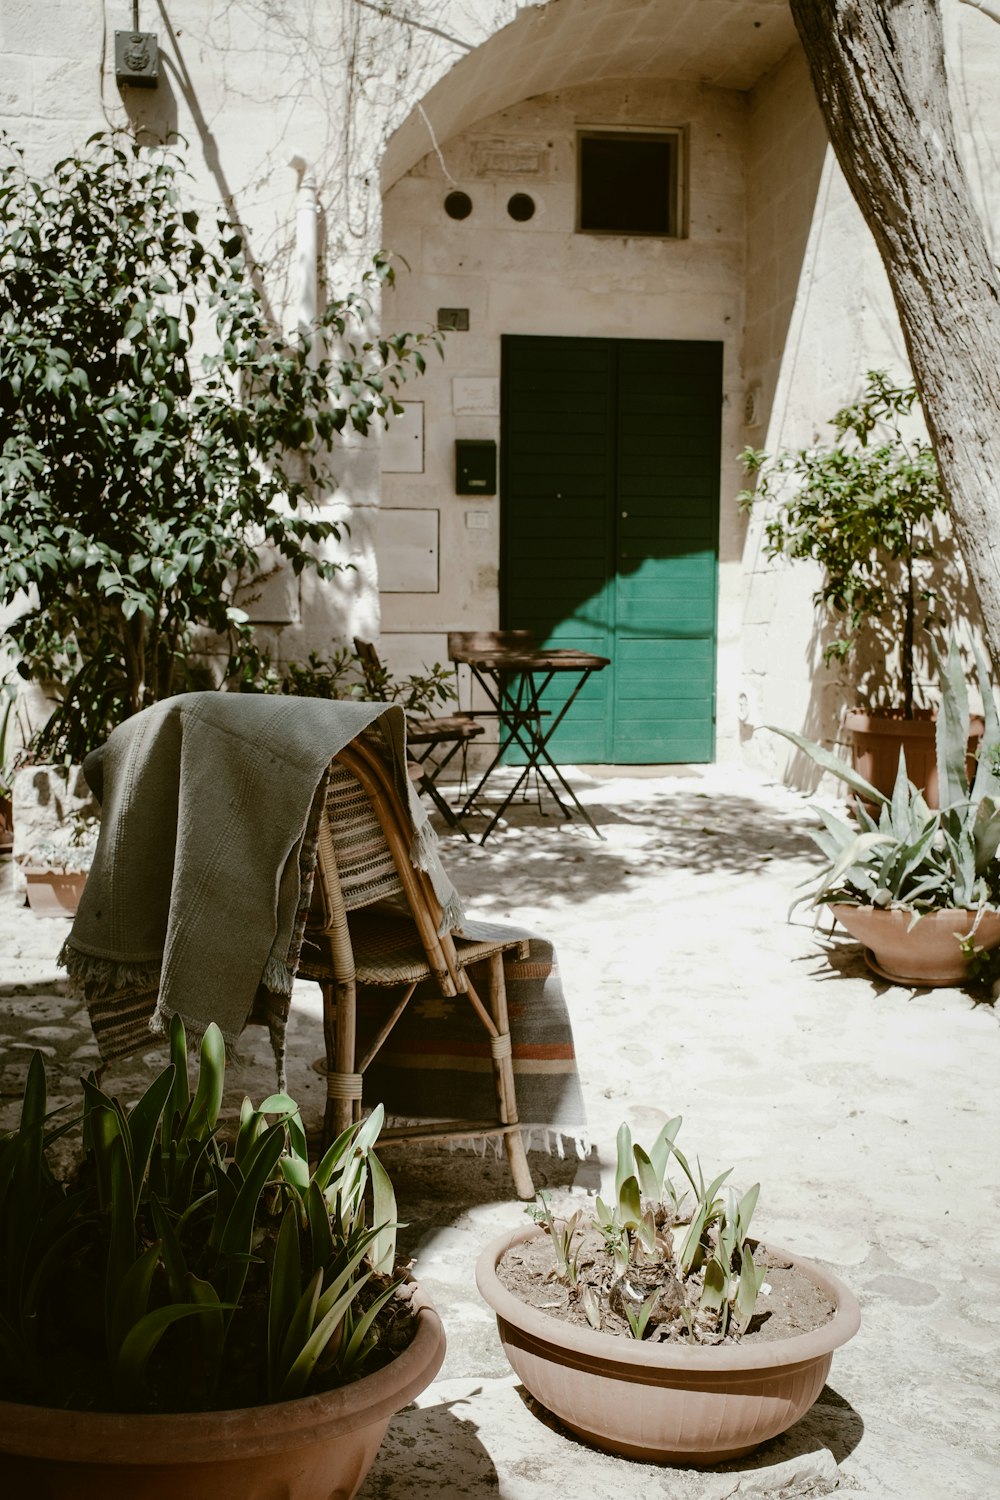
[0,1284,445,1500]
[476,1227,860,1466]
[845,710,984,810]
[830,903,1000,986]
[23,867,88,917]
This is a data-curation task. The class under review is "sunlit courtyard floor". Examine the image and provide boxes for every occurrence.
[2,760,997,1498]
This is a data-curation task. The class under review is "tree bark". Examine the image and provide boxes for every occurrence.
[789,0,1000,676]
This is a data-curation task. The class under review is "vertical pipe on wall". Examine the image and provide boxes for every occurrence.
[289,156,319,366]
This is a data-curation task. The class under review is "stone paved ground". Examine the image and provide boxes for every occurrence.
[2,762,998,1499]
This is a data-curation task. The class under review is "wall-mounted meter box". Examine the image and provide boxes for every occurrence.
[455,439,497,496]
[115,31,159,87]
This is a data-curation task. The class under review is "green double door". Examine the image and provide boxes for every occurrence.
[500,334,722,763]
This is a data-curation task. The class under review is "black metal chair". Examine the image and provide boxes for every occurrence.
[353,638,483,837]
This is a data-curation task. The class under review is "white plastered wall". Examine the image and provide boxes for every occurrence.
[6,0,1000,779]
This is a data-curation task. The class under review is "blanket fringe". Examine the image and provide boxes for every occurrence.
[58,939,160,996]
[409,820,466,934]
[262,953,295,998]
[383,1116,592,1161]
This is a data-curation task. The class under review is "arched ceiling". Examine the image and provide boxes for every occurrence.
[381,0,799,190]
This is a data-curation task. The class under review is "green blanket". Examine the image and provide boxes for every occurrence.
[60,692,463,1067]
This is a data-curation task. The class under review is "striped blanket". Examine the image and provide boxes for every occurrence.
[356,925,586,1148]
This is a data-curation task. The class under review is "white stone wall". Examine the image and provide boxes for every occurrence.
[4,0,1000,777]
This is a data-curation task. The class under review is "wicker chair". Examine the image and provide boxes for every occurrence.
[352,637,483,837]
[298,733,534,1199]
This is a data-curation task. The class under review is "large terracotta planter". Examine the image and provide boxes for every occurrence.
[845,710,983,809]
[23,866,88,917]
[830,903,1000,986]
[476,1227,860,1466]
[0,1284,445,1500]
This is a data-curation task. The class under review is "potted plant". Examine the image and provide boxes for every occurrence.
[739,370,967,804]
[0,1018,445,1498]
[771,641,1000,986]
[17,807,100,917]
[476,1117,859,1466]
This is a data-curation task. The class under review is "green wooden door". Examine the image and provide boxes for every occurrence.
[501,334,721,763]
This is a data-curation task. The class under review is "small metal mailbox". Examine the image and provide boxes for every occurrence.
[455,439,497,496]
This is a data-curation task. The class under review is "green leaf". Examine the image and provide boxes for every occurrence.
[338,1279,399,1373]
[614,1122,633,1203]
[116,1301,235,1395]
[767,726,886,806]
[124,1064,176,1199]
[186,1023,226,1138]
[935,639,972,809]
[368,1148,397,1275]
[617,1173,642,1229]
[268,1203,304,1391]
[278,1272,372,1400]
[217,1122,286,1261]
[109,1239,162,1360]
[699,1253,728,1313]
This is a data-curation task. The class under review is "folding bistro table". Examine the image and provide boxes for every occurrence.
[447,632,611,843]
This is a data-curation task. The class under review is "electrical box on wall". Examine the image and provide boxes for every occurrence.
[115,31,159,87]
[455,439,497,496]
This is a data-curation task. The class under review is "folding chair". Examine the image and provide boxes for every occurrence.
[353,637,483,837]
[298,733,535,1199]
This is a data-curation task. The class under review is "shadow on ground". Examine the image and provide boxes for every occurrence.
[444,787,819,902]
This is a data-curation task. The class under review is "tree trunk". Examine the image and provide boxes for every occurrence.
[789,0,1000,677]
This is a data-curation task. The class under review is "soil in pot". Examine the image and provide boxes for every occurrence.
[496,1226,835,1346]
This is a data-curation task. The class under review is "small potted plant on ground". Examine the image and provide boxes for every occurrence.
[771,640,1000,986]
[476,1117,859,1466]
[0,1018,445,1499]
[739,370,972,804]
[17,807,100,917]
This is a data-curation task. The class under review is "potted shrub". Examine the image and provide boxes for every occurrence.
[0,133,438,764]
[739,371,968,804]
[476,1117,859,1466]
[771,641,1000,986]
[0,1018,445,1499]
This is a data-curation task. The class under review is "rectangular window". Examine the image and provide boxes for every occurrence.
[577,129,684,237]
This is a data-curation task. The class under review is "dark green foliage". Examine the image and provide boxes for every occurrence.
[0,1019,403,1413]
[0,132,438,760]
[238,645,458,717]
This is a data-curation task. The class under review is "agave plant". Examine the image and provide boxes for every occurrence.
[771,640,1000,914]
[0,1018,403,1412]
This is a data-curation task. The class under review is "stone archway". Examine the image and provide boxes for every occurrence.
[372,0,836,766]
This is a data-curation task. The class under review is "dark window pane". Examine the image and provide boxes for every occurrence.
[579,134,676,235]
